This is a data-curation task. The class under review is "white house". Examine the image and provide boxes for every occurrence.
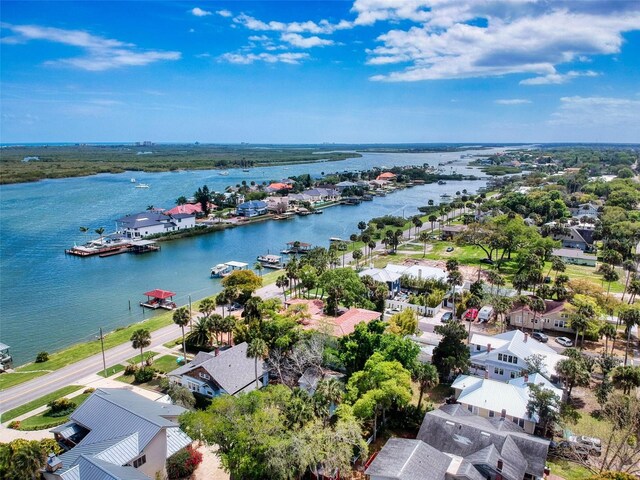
[552,247,597,267]
[384,263,448,283]
[451,373,563,434]
[168,342,268,397]
[117,212,196,238]
[469,329,566,382]
[44,388,191,480]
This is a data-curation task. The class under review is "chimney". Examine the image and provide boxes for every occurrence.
[46,453,62,473]
[524,373,529,383]
[524,333,528,342]
[487,343,492,352]
[501,409,506,419]
[484,370,489,379]
[214,347,220,357]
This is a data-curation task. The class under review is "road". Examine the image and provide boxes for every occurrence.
[0,281,284,414]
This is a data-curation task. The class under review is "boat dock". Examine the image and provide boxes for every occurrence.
[140,289,177,310]
[257,254,285,269]
[211,260,249,277]
[66,239,160,258]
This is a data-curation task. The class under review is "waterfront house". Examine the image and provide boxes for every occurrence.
[376,172,397,181]
[552,247,597,267]
[468,330,566,382]
[507,299,572,334]
[236,200,268,217]
[359,267,402,294]
[44,388,191,480]
[385,263,448,283]
[334,180,359,192]
[265,196,290,213]
[117,212,196,238]
[266,182,293,193]
[168,342,268,398]
[301,187,340,203]
[166,203,216,216]
[451,373,563,434]
[416,404,550,480]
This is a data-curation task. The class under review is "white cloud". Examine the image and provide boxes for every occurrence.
[495,99,532,105]
[281,33,334,48]
[216,10,232,18]
[549,96,640,126]
[232,13,352,34]
[520,70,598,85]
[364,2,640,82]
[1,24,180,71]
[190,7,212,17]
[219,52,309,65]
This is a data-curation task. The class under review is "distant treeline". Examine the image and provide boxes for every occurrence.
[0,144,362,184]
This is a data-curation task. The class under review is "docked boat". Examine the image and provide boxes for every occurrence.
[313,210,323,214]
[140,289,177,310]
[218,171,229,176]
[257,254,284,269]
[135,183,150,189]
[210,263,229,277]
[211,261,248,278]
[130,178,136,183]
[242,169,250,172]
[438,180,447,185]
[440,193,452,198]
[0,342,13,372]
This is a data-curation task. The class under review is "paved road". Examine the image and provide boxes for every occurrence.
[1,282,284,414]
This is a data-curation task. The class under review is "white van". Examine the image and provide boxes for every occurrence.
[478,306,494,323]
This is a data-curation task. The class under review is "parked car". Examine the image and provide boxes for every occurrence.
[478,306,494,323]
[446,246,454,252]
[568,435,602,456]
[531,331,549,343]
[555,336,574,347]
[441,312,453,323]
[227,303,243,312]
[462,308,479,321]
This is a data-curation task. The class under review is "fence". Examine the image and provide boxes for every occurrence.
[385,299,442,317]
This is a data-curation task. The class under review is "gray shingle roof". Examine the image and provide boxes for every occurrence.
[116,212,171,229]
[417,406,550,480]
[169,342,266,395]
[365,438,452,480]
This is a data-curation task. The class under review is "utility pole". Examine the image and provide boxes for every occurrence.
[99,328,107,378]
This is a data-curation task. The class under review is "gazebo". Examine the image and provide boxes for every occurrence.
[141,289,177,310]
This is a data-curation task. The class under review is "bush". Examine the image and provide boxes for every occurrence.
[124,364,138,375]
[83,388,95,394]
[166,446,203,480]
[134,367,155,384]
[35,351,49,363]
[8,420,20,429]
[48,398,75,417]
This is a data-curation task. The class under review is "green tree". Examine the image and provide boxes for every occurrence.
[619,306,640,365]
[94,226,105,244]
[276,275,290,300]
[418,231,430,257]
[199,297,216,317]
[0,440,47,480]
[611,365,640,395]
[172,307,190,357]
[221,269,262,303]
[130,328,151,367]
[318,268,368,316]
[186,317,212,348]
[352,248,363,268]
[599,323,617,355]
[253,261,264,277]
[412,362,439,409]
[247,338,268,389]
[387,309,419,336]
[526,383,561,438]
[432,321,470,380]
[555,356,590,399]
[168,384,196,409]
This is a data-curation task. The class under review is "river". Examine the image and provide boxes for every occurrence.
[0,147,510,365]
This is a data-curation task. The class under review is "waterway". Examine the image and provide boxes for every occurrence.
[0,147,510,365]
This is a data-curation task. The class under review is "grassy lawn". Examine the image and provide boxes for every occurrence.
[152,355,182,373]
[126,351,158,365]
[0,370,52,392]
[163,338,182,349]
[18,393,91,431]
[546,459,593,480]
[97,364,125,378]
[1,385,83,422]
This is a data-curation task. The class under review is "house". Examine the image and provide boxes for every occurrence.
[168,342,268,397]
[43,388,191,480]
[358,267,402,294]
[334,181,360,192]
[117,212,196,238]
[569,203,599,219]
[441,224,467,240]
[507,299,572,334]
[385,263,448,283]
[266,182,293,193]
[552,247,597,267]
[416,404,550,480]
[365,438,483,480]
[301,188,340,203]
[451,373,563,434]
[469,329,566,382]
[551,226,593,251]
[376,172,397,181]
[301,307,381,337]
[265,196,290,213]
[236,200,268,217]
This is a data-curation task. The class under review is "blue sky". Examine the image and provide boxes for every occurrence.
[1,1,639,143]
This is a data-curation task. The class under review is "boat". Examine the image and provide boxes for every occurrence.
[140,289,177,310]
[362,194,374,201]
[257,254,284,269]
[440,193,452,198]
[218,171,229,176]
[130,178,136,183]
[211,260,248,278]
[210,263,229,277]
[313,210,323,214]
[0,342,13,372]
[135,183,150,189]
[242,169,250,172]
[438,180,447,185]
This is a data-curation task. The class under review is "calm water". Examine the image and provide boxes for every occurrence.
[0,148,507,364]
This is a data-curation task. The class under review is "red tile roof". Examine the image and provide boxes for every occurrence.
[376,172,397,180]
[332,308,381,336]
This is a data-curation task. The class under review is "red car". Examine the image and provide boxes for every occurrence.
[462,308,479,321]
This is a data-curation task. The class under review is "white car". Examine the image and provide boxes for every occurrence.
[555,336,574,347]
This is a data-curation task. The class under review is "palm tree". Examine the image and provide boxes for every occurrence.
[79,226,89,242]
[599,323,617,355]
[569,313,589,348]
[603,268,619,296]
[620,306,640,365]
[428,214,438,233]
[172,307,190,357]
[611,365,640,394]
[187,317,212,348]
[412,217,423,238]
[352,249,363,268]
[247,338,268,388]
[276,274,290,300]
[254,262,264,277]
[94,227,105,245]
[314,377,344,420]
[621,259,637,302]
[357,220,367,233]
[368,240,376,265]
[199,297,216,317]
[547,256,566,279]
[130,328,151,367]
[412,363,439,409]
[418,231,430,258]
[146,205,155,211]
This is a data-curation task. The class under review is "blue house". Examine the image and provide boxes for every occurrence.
[236,200,268,217]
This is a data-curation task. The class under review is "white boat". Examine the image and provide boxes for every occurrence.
[135,183,150,189]
[211,260,248,278]
[257,254,284,269]
[130,178,136,183]
[210,263,229,277]
[440,193,452,198]
[218,171,229,176]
